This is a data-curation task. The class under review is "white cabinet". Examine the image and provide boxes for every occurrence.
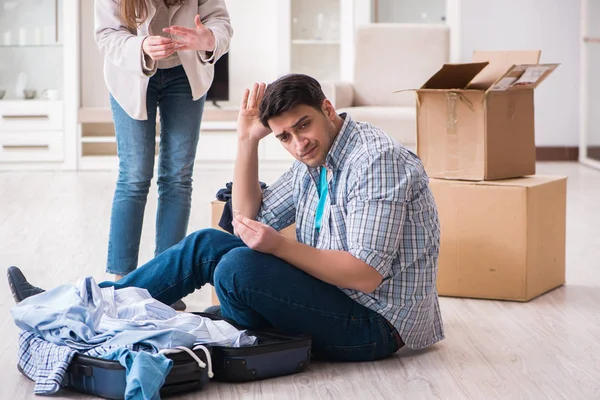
[0,101,64,163]
[0,0,78,171]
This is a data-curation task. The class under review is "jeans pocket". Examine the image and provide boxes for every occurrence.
[319,342,377,362]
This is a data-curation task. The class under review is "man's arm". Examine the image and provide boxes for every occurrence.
[232,147,414,294]
[232,136,262,220]
[276,239,383,293]
[231,83,272,220]
[232,215,382,293]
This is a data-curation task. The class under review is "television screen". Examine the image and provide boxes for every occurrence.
[206,52,229,103]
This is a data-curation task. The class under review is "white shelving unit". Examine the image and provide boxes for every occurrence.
[0,0,79,171]
[77,106,294,171]
[291,39,340,45]
[276,0,372,83]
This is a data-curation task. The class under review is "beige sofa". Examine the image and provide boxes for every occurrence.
[321,23,450,150]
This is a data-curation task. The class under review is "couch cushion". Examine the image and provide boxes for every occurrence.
[338,106,416,147]
[353,24,449,107]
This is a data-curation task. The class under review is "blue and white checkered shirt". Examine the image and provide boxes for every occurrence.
[257,114,444,349]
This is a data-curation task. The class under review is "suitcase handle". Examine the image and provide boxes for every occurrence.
[160,345,214,378]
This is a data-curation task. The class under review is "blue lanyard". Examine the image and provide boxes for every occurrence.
[314,166,328,231]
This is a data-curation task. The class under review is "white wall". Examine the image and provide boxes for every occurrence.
[459,0,581,146]
[220,0,280,108]
[80,0,108,108]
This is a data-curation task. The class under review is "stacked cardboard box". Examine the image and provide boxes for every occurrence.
[413,50,566,301]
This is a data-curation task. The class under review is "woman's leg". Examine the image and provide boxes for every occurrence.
[106,83,159,277]
[154,65,206,256]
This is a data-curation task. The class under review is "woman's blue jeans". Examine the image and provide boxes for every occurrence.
[106,65,206,276]
[100,229,402,362]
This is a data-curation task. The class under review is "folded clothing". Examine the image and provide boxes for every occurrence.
[216,181,268,234]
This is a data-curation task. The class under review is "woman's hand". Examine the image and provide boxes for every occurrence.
[163,15,216,52]
[142,36,178,61]
[237,83,272,143]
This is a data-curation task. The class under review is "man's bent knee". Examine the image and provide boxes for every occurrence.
[213,247,264,294]
[182,228,236,247]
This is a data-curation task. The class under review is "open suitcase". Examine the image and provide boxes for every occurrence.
[17,312,312,399]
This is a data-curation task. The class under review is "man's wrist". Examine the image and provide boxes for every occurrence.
[271,235,291,258]
[237,135,261,148]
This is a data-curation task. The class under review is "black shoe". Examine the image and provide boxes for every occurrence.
[7,266,45,304]
[203,305,222,317]
[171,299,187,311]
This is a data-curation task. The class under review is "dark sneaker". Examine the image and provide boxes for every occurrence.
[171,299,187,311]
[7,266,45,304]
[203,305,222,317]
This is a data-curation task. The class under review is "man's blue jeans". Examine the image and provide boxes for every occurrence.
[100,229,401,362]
[107,65,206,276]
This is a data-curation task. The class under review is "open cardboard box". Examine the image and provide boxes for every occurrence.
[410,50,559,181]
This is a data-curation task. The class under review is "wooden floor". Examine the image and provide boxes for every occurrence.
[1,162,599,399]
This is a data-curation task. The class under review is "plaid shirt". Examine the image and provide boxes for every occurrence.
[257,114,444,349]
[17,330,139,395]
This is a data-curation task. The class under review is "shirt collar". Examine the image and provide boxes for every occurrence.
[305,113,355,183]
[324,113,355,171]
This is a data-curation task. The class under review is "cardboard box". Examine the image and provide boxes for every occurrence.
[209,200,296,305]
[414,50,559,181]
[430,175,566,301]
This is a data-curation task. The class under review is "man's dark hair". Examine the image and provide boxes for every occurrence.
[259,74,326,127]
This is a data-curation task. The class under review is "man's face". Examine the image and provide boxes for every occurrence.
[267,101,338,168]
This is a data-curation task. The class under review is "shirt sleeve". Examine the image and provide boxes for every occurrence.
[141,46,157,76]
[196,32,218,63]
[346,149,418,278]
[256,166,297,231]
[196,0,232,65]
[95,0,151,78]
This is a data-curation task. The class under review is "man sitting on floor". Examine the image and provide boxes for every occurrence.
[8,73,444,362]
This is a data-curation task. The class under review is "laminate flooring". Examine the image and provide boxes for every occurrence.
[1,162,599,399]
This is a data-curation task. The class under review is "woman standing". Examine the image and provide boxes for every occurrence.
[95,0,233,310]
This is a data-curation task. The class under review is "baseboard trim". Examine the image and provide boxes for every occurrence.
[536,146,579,161]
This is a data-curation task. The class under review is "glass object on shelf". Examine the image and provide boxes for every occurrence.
[291,0,340,42]
[314,13,324,40]
[292,16,309,40]
[373,0,446,24]
[15,72,28,98]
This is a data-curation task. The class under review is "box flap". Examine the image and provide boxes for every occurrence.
[467,50,541,90]
[488,63,559,91]
[420,62,489,90]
